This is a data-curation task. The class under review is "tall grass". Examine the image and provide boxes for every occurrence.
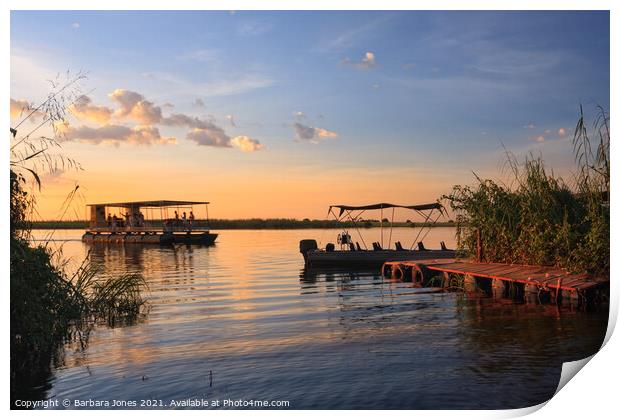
[10,73,148,404]
[10,172,149,404]
[444,106,609,277]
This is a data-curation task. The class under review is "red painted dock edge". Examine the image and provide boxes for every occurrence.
[381,259,608,293]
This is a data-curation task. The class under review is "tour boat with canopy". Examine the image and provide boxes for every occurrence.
[82,199,218,245]
[299,202,455,268]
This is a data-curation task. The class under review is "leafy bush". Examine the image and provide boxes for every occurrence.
[444,107,609,277]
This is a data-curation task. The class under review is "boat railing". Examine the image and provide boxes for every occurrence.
[87,220,211,233]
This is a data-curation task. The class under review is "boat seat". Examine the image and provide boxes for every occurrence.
[440,241,448,251]
[349,243,356,251]
[326,243,335,252]
[356,242,363,251]
[395,241,405,251]
[418,241,427,251]
[373,242,383,251]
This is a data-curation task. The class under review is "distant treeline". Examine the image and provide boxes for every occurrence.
[30,218,457,230]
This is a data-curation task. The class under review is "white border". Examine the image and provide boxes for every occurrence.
[3,1,617,419]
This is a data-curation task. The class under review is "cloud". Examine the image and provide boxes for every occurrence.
[58,88,263,152]
[10,98,42,121]
[108,89,162,124]
[524,122,536,129]
[193,98,206,108]
[529,127,569,143]
[161,113,214,129]
[340,52,376,69]
[226,114,236,127]
[71,22,80,29]
[186,126,233,148]
[293,111,306,121]
[402,63,416,70]
[57,122,175,146]
[186,125,264,152]
[69,95,113,124]
[231,136,264,152]
[293,122,338,143]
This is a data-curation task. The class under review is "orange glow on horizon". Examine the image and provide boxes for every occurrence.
[32,165,459,221]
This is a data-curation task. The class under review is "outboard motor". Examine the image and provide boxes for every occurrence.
[299,239,318,263]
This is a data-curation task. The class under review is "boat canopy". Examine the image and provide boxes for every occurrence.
[87,200,209,208]
[330,202,441,216]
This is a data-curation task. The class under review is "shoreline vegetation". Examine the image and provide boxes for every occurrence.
[10,75,148,406]
[445,106,609,278]
[29,219,458,230]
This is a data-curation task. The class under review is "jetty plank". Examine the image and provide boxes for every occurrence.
[383,259,608,293]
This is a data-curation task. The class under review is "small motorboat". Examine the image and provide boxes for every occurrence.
[300,202,455,269]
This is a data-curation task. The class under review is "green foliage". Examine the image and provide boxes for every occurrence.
[10,171,30,236]
[10,172,148,402]
[9,73,148,404]
[444,107,609,277]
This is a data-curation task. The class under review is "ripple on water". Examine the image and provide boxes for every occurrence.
[29,228,607,409]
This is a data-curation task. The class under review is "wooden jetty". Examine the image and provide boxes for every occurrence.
[382,259,609,307]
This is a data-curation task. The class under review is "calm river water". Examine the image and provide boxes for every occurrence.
[30,228,607,410]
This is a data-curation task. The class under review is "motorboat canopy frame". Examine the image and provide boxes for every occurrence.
[327,202,446,250]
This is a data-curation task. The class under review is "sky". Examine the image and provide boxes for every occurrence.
[10,10,610,220]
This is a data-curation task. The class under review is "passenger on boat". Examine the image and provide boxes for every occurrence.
[189,211,195,226]
[107,213,112,227]
[182,212,187,226]
[130,212,138,228]
[139,212,145,227]
[174,211,179,227]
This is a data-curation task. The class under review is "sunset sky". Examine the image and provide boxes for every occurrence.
[10,10,609,220]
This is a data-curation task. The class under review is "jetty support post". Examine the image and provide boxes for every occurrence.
[463,275,477,293]
[559,288,582,309]
[491,279,508,298]
[463,274,491,294]
[442,272,451,288]
[522,282,540,303]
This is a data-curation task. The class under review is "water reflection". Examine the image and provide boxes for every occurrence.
[23,229,609,409]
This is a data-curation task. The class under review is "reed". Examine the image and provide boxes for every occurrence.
[444,106,609,277]
[10,74,148,404]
